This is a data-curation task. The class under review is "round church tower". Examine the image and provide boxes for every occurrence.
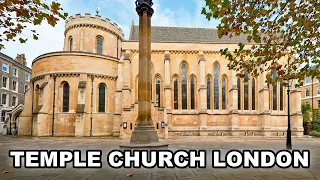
[18,14,124,137]
[64,13,124,57]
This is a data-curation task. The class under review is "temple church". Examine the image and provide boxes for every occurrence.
[13,13,303,138]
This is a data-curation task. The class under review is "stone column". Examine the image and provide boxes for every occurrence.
[114,58,124,137]
[164,52,171,139]
[120,0,167,149]
[258,71,271,136]
[290,89,304,136]
[229,70,239,135]
[198,53,208,135]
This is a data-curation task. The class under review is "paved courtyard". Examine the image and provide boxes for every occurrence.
[0,136,319,180]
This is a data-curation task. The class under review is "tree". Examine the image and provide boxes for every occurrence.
[202,0,320,84]
[0,0,68,50]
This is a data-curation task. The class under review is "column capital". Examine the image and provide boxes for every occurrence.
[136,1,154,16]
[198,54,206,64]
[123,53,131,63]
[164,53,170,61]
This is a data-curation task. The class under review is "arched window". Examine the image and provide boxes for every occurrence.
[237,78,241,110]
[98,83,106,112]
[207,77,211,109]
[181,64,187,109]
[252,78,256,110]
[190,77,195,109]
[69,37,73,51]
[272,71,277,110]
[222,77,226,110]
[280,82,284,111]
[97,37,103,55]
[244,70,249,110]
[174,78,178,109]
[63,83,70,112]
[214,64,219,109]
[156,78,161,107]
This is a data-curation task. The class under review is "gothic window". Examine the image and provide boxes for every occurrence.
[252,78,256,110]
[237,78,241,110]
[156,78,161,107]
[244,70,249,110]
[280,82,284,111]
[214,64,219,109]
[69,37,73,51]
[98,84,106,112]
[174,78,178,109]
[272,71,277,110]
[97,37,103,55]
[62,83,70,112]
[222,77,226,110]
[181,64,187,109]
[207,77,211,109]
[190,77,195,109]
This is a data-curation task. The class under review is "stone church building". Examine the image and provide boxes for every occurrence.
[17,14,304,138]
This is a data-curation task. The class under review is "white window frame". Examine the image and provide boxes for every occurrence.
[24,84,29,93]
[306,88,310,97]
[12,67,18,77]
[12,96,17,107]
[2,62,8,73]
[2,76,9,89]
[305,77,311,84]
[1,111,5,122]
[318,86,320,95]
[25,73,30,82]
[12,80,18,92]
[1,93,8,106]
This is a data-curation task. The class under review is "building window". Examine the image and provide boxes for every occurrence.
[244,70,249,110]
[181,64,187,109]
[214,64,219,110]
[25,73,30,82]
[318,86,320,95]
[62,83,70,112]
[12,67,18,77]
[12,96,17,107]
[1,111,5,122]
[252,78,256,110]
[207,77,211,109]
[272,71,277,111]
[305,77,310,84]
[237,78,241,110]
[12,80,17,92]
[97,37,103,55]
[156,78,160,107]
[98,83,106,112]
[280,82,284,111]
[306,88,310,97]
[190,77,195,109]
[318,100,320,108]
[173,78,178,109]
[69,37,73,51]
[1,94,7,106]
[24,85,29,93]
[222,77,226,110]
[2,63,8,73]
[2,76,8,89]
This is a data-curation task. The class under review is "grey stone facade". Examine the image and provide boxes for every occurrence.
[0,52,31,134]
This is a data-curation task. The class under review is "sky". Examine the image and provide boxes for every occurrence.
[0,0,219,68]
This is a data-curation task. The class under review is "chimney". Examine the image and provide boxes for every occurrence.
[15,54,27,66]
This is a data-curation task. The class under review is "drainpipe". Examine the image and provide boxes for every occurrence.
[9,114,12,135]
[90,76,94,136]
[52,75,56,136]
[31,81,34,136]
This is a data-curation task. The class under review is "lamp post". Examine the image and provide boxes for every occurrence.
[286,78,293,150]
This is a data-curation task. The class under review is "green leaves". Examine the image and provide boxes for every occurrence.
[0,0,68,49]
[202,0,320,84]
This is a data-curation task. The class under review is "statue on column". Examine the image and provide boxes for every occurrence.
[135,0,153,6]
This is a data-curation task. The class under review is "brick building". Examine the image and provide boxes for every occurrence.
[0,53,31,134]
